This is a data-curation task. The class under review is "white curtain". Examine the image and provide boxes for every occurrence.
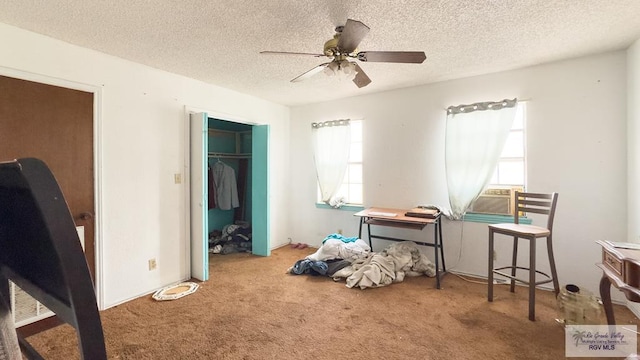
[312,119,351,208]
[445,99,518,219]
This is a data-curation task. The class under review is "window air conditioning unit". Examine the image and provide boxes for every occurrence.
[469,187,522,215]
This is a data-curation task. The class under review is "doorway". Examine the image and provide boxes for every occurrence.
[0,72,102,328]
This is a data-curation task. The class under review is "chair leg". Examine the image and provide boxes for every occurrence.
[529,237,536,321]
[546,235,560,296]
[488,229,494,302]
[510,236,519,293]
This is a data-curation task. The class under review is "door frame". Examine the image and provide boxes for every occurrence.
[0,66,105,309]
[184,106,270,280]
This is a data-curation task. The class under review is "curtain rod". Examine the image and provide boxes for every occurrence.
[444,98,531,112]
[447,98,523,114]
[311,119,350,128]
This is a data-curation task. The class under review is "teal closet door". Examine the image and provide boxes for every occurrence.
[251,125,270,256]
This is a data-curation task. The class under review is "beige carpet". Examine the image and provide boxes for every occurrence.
[26,245,640,359]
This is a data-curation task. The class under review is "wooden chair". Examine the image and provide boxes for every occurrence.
[487,191,560,321]
[0,158,106,359]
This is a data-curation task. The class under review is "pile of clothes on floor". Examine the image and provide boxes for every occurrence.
[209,222,252,254]
[287,233,436,289]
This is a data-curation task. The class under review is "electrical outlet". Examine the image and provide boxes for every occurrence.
[174,173,182,184]
[148,258,157,271]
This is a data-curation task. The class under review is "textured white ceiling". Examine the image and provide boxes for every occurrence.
[1,1,640,106]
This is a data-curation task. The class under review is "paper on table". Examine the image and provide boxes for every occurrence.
[369,211,397,217]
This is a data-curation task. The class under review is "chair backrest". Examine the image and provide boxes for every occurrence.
[0,158,106,359]
[514,191,559,231]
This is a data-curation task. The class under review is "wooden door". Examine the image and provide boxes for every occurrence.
[0,75,95,278]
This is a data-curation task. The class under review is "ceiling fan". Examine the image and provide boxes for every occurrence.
[260,19,426,88]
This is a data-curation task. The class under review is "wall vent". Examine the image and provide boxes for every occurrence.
[10,282,53,327]
[9,225,85,327]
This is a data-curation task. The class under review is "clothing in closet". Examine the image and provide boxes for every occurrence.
[211,161,239,210]
[208,164,216,209]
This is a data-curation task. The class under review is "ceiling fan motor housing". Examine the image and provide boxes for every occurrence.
[323,35,339,56]
[324,33,357,59]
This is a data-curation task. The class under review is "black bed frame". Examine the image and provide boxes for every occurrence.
[0,158,106,359]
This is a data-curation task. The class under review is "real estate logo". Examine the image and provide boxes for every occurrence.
[565,325,637,357]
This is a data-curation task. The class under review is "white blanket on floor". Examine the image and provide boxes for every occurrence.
[334,241,437,289]
[305,238,371,262]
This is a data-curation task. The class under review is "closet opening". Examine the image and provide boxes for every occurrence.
[189,111,269,281]
[207,119,253,256]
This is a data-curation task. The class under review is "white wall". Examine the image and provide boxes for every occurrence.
[1,19,634,309]
[628,39,640,243]
[627,39,640,315]
[290,51,628,297]
[0,23,291,308]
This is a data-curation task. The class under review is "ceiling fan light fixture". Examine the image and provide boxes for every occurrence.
[340,60,357,77]
[323,60,357,80]
[323,61,339,76]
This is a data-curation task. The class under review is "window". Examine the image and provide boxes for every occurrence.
[489,102,526,188]
[316,119,363,207]
[445,99,519,219]
[466,103,528,220]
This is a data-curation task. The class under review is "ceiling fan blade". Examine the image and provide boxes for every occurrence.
[260,51,325,57]
[357,51,426,63]
[352,63,371,88]
[290,63,330,82]
[337,19,370,53]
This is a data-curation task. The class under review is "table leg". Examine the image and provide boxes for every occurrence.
[433,221,441,289]
[366,221,373,251]
[488,229,494,302]
[599,274,615,325]
[438,218,446,272]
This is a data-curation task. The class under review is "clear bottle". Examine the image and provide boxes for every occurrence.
[557,284,602,325]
